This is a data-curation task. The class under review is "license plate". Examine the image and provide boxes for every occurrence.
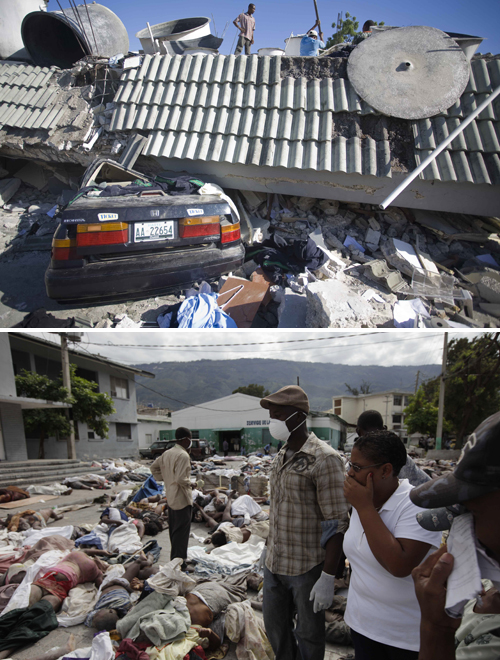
[134,221,175,242]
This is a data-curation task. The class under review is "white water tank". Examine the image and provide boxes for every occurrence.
[284,34,306,56]
[0,0,48,61]
[258,47,285,56]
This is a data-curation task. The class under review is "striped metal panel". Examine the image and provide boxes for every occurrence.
[111,53,389,178]
[412,58,500,184]
[0,62,69,131]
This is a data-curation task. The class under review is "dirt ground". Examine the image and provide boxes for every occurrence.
[4,479,353,660]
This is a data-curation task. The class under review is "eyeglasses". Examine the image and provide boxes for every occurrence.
[347,461,384,473]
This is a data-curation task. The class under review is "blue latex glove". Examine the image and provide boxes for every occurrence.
[309,571,336,613]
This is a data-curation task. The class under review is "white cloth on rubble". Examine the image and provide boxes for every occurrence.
[55,630,114,660]
[22,525,74,546]
[230,495,262,518]
[90,522,142,554]
[146,557,196,596]
[188,538,264,575]
[3,549,67,614]
[225,600,274,660]
[111,490,133,507]
[57,582,99,627]
[0,529,24,553]
[26,483,69,495]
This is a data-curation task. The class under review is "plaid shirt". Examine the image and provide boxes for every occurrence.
[265,432,349,576]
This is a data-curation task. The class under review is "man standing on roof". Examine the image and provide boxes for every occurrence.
[300,22,325,56]
[233,4,256,56]
[260,385,349,660]
[150,427,193,565]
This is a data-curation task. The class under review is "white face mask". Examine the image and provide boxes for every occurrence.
[269,411,306,442]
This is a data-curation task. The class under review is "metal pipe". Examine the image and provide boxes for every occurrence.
[379,83,500,210]
[146,22,157,53]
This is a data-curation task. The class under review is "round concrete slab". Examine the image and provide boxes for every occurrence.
[347,26,470,119]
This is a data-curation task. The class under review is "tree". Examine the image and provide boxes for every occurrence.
[232,384,270,398]
[404,383,451,437]
[344,380,372,396]
[444,333,500,447]
[16,366,115,459]
[404,334,500,448]
[325,12,384,48]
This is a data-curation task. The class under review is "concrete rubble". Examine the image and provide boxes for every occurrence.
[0,158,500,328]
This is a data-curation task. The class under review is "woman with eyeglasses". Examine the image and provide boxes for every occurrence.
[342,430,442,660]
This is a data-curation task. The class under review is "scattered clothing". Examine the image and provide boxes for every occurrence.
[0,600,58,652]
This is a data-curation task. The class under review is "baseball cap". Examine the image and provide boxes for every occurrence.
[309,29,318,37]
[260,385,310,414]
[410,411,500,509]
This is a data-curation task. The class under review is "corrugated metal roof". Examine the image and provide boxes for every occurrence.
[0,62,69,131]
[412,58,500,184]
[111,53,388,178]
[112,53,500,187]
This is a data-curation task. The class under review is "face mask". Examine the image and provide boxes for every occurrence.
[269,412,305,442]
[180,437,192,449]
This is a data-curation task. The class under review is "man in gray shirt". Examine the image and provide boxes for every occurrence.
[233,4,256,55]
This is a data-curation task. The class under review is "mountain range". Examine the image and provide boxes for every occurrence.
[133,359,441,412]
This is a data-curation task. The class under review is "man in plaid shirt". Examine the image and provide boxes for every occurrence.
[260,385,349,660]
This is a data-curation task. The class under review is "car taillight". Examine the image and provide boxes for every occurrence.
[52,237,78,260]
[221,222,241,244]
[76,222,128,247]
[178,216,219,239]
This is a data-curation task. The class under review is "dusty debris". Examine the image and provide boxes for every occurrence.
[1,152,500,328]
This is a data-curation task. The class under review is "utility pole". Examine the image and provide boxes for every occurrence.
[435,332,448,451]
[297,376,300,386]
[59,333,82,460]
[414,370,420,394]
[383,395,391,428]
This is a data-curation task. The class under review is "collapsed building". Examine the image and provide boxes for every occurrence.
[0,3,499,328]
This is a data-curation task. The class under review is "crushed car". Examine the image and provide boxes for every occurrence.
[45,159,244,303]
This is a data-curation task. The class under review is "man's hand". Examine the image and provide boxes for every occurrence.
[343,473,375,512]
[309,571,336,613]
[411,545,461,632]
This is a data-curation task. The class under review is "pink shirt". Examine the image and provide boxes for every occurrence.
[235,12,255,40]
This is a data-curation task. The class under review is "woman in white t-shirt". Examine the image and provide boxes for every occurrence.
[342,431,442,660]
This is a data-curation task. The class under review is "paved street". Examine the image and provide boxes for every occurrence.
[5,478,352,660]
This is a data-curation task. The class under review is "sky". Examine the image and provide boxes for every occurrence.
[22,330,487,368]
[98,0,500,56]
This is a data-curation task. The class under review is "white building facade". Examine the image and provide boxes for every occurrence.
[164,393,347,453]
[332,390,412,443]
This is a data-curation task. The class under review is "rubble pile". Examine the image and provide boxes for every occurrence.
[1,154,500,328]
[228,190,500,328]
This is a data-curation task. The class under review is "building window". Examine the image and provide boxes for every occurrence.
[393,395,402,406]
[404,396,410,406]
[110,377,129,399]
[334,399,342,415]
[392,414,402,424]
[191,430,200,439]
[145,433,152,445]
[393,424,401,430]
[116,423,132,440]
[76,368,99,387]
[34,355,62,381]
[88,430,102,442]
[11,349,31,375]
